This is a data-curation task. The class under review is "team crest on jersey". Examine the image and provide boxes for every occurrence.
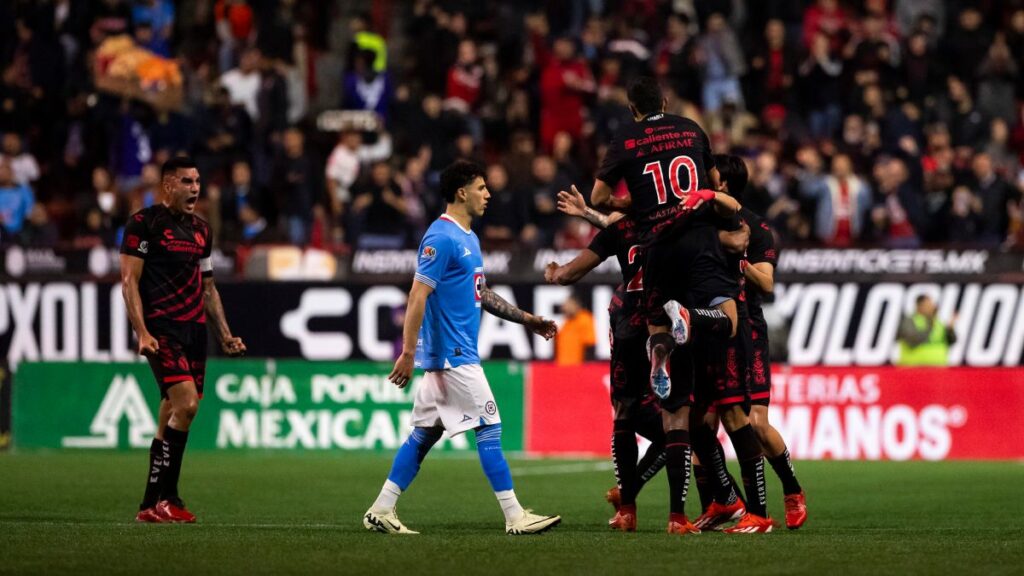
[194,232,206,247]
[138,241,149,254]
[422,246,436,260]
[126,234,140,249]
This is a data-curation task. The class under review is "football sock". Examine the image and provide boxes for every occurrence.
[139,437,169,510]
[768,448,803,495]
[665,429,691,516]
[691,424,740,506]
[647,332,676,359]
[476,424,524,522]
[693,464,714,511]
[386,426,443,490]
[372,480,402,512]
[728,424,768,517]
[634,410,666,495]
[689,307,732,337]
[161,426,189,504]
[611,420,639,506]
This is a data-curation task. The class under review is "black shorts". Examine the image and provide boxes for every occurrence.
[145,320,208,399]
[693,320,748,412]
[642,223,739,326]
[746,315,772,406]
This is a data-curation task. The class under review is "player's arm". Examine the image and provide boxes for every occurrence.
[711,190,740,216]
[388,279,433,389]
[203,276,246,356]
[480,281,557,340]
[119,254,158,357]
[544,249,603,286]
[743,261,775,293]
[558,185,624,230]
[590,179,631,211]
[718,221,750,255]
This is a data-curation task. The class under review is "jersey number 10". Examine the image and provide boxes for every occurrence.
[642,154,698,205]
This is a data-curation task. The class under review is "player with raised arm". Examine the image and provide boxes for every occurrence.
[121,156,246,523]
[364,160,561,536]
[711,154,808,530]
[581,77,742,534]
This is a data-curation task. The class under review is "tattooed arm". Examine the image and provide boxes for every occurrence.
[480,283,557,339]
[203,277,246,356]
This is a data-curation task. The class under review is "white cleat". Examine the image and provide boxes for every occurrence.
[663,300,691,345]
[506,510,562,535]
[363,507,419,534]
[647,337,672,400]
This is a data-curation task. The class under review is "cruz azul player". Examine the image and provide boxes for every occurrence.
[364,160,561,535]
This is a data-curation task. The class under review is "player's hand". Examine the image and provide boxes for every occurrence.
[557,185,587,217]
[222,336,247,357]
[739,259,750,274]
[526,315,558,340]
[389,352,415,389]
[683,189,716,210]
[138,333,159,357]
[544,262,561,284]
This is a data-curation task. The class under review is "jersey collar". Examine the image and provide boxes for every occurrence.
[440,213,472,234]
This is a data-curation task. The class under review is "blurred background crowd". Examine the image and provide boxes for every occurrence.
[1,0,1024,253]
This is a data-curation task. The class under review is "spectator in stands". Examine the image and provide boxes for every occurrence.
[218,159,255,243]
[803,0,850,51]
[970,152,1017,245]
[946,185,984,243]
[536,35,595,152]
[554,292,595,366]
[529,155,571,247]
[868,156,925,248]
[748,19,797,112]
[976,35,1019,127]
[342,49,391,120]
[798,32,843,140]
[128,162,160,213]
[476,163,532,249]
[19,203,58,248]
[270,128,317,245]
[943,7,992,89]
[445,39,482,116]
[220,47,262,120]
[897,295,956,366]
[800,153,872,246]
[131,0,174,57]
[215,0,255,72]
[1,133,39,185]
[351,160,407,249]
[394,153,431,239]
[237,200,279,245]
[194,86,252,179]
[697,12,746,113]
[0,159,33,242]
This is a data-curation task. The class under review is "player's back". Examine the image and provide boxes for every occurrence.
[597,113,716,235]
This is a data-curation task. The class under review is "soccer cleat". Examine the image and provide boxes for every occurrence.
[364,507,419,534]
[156,500,196,523]
[723,512,773,534]
[506,510,561,535]
[663,300,691,345]
[608,505,636,532]
[605,486,621,512]
[666,514,700,535]
[692,499,746,532]
[647,337,672,400]
[784,491,808,529]
[135,506,170,523]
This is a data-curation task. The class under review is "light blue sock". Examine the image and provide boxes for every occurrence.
[476,424,513,492]
[386,427,443,490]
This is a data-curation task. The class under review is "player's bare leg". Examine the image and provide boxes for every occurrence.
[751,405,806,529]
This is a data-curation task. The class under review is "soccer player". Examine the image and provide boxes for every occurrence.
[121,156,246,523]
[713,154,808,530]
[585,77,743,534]
[364,160,561,536]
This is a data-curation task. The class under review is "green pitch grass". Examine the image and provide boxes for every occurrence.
[1,452,1021,575]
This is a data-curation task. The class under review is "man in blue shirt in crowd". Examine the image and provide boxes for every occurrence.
[0,159,33,241]
[364,160,562,535]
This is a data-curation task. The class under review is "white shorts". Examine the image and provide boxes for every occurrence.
[411,364,501,436]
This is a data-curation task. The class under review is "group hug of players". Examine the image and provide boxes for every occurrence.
[545,77,807,534]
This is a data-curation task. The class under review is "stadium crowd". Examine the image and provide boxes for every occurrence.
[1,0,1023,253]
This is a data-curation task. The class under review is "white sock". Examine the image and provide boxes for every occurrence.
[495,489,524,523]
[372,480,402,512]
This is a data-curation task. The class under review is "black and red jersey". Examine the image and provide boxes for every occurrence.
[121,205,213,325]
[596,113,716,238]
[739,207,779,327]
[588,217,646,340]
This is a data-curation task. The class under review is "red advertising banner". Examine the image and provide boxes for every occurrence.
[526,364,1024,460]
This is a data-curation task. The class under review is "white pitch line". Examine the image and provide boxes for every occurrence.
[0,520,346,530]
[511,461,614,476]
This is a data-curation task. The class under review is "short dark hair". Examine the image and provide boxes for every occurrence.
[713,154,748,199]
[440,160,485,203]
[916,294,930,306]
[627,77,664,117]
[161,156,198,180]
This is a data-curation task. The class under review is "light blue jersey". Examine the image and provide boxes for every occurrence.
[413,214,484,370]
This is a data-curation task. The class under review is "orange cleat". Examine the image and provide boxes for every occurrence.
[784,492,807,529]
[666,513,700,535]
[692,499,746,531]
[135,506,170,523]
[608,506,637,532]
[605,486,621,512]
[156,500,196,523]
[723,512,773,534]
